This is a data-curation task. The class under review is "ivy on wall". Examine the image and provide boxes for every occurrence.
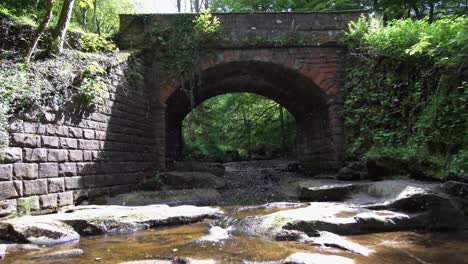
[342,16,468,180]
[147,10,221,100]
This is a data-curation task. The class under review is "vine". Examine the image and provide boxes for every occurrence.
[149,10,221,105]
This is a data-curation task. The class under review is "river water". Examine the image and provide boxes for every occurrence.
[3,160,468,263]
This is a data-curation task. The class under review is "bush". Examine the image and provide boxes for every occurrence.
[79,34,117,52]
[342,16,468,180]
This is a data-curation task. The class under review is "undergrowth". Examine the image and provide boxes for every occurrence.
[342,16,468,180]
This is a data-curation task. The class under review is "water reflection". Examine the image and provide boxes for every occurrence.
[3,207,468,264]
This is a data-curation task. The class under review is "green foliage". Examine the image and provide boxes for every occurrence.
[342,16,468,180]
[193,9,221,35]
[77,62,109,108]
[79,33,118,52]
[17,197,36,216]
[211,0,361,12]
[182,93,296,161]
[152,11,221,94]
[0,50,126,147]
[0,0,135,36]
[345,16,468,65]
[0,65,40,145]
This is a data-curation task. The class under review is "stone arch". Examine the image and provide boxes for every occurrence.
[164,60,340,173]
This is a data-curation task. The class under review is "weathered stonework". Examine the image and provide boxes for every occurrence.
[1,60,157,214]
[1,12,363,215]
[119,11,365,172]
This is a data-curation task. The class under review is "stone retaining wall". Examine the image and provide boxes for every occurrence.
[0,60,156,216]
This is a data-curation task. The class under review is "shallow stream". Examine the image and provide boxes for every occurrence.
[3,160,468,263]
[3,205,468,264]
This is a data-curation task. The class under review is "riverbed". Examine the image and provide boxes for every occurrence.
[3,205,468,264]
[2,160,468,263]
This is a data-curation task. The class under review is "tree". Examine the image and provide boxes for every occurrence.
[177,0,181,12]
[24,0,55,64]
[48,0,75,55]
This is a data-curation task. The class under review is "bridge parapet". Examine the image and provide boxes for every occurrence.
[119,11,366,49]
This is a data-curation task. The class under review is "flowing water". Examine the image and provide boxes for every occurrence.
[3,160,468,264]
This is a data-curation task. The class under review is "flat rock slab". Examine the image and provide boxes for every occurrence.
[0,205,223,245]
[238,202,414,237]
[162,171,226,189]
[107,189,222,206]
[297,179,440,204]
[282,253,354,264]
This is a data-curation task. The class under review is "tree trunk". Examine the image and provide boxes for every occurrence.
[82,8,88,31]
[25,0,55,64]
[428,1,435,23]
[49,0,75,55]
[177,0,181,12]
[279,105,286,154]
[242,106,251,159]
[194,0,200,12]
[204,0,209,9]
[188,113,196,142]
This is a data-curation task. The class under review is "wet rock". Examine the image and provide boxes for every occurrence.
[0,217,80,245]
[282,253,354,264]
[237,202,307,212]
[107,189,222,206]
[119,261,172,264]
[274,230,311,241]
[242,260,281,264]
[183,258,217,264]
[0,200,17,218]
[443,181,468,199]
[162,171,226,189]
[306,231,372,256]
[120,259,217,264]
[237,202,413,238]
[359,181,467,229]
[56,205,223,235]
[442,181,468,217]
[4,243,41,252]
[35,248,84,259]
[297,180,369,202]
[198,226,232,242]
[168,161,225,177]
[0,205,223,244]
[0,244,5,260]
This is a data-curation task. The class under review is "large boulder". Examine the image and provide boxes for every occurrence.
[237,202,414,237]
[107,189,222,206]
[162,171,226,190]
[0,205,223,244]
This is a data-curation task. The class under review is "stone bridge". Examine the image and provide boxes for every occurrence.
[0,11,366,213]
[119,11,365,173]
